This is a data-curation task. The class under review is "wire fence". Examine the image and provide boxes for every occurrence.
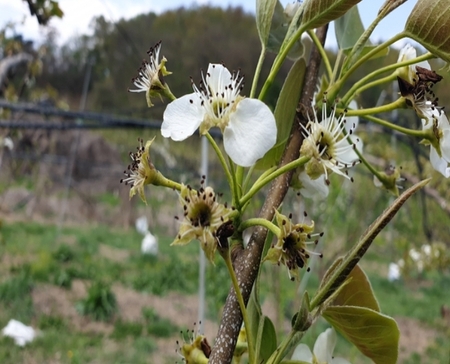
[0,99,224,235]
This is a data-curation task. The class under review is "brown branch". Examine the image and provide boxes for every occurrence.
[208,25,329,364]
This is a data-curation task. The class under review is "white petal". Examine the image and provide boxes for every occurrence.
[206,64,232,94]
[224,98,276,167]
[161,94,204,141]
[313,328,336,363]
[437,114,450,161]
[397,44,416,63]
[430,146,450,178]
[336,137,362,164]
[441,130,450,162]
[291,343,313,362]
[299,171,329,199]
[373,175,382,188]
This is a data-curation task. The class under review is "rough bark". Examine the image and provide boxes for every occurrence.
[208,25,329,364]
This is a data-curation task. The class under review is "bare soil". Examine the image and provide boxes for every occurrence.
[31,281,218,363]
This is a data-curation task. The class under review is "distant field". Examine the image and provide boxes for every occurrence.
[0,220,449,363]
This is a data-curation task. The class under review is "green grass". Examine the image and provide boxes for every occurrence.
[0,219,448,363]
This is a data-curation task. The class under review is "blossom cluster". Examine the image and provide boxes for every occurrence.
[397,44,450,177]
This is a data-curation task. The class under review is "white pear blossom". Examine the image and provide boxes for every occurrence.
[291,327,351,364]
[396,44,431,85]
[423,113,450,177]
[395,46,449,177]
[161,64,277,167]
[300,102,362,183]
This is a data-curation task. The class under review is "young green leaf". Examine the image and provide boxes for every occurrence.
[404,0,450,64]
[335,5,366,50]
[323,306,399,364]
[334,5,388,61]
[302,0,362,30]
[256,316,278,362]
[310,178,430,310]
[329,261,380,312]
[256,0,278,47]
[267,0,305,60]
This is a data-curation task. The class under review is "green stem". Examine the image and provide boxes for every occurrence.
[250,48,266,99]
[341,52,435,105]
[342,74,396,105]
[154,174,182,191]
[228,158,241,210]
[222,251,256,364]
[235,166,244,198]
[307,29,332,80]
[162,84,177,102]
[205,132,235,194]
[349,137,381,181]
[239,218,280,237]
[258,24,308,100]
[352,112,427,138]
[330,50,345,86]
[240,156,310,207]
[345,32,404,80]
[342,1,392,74]
[338,97,405,116]
[266,330,304,364]
[327,32,405,103]
[242,164,259,194]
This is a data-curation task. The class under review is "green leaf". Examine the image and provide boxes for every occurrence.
[255,58,306,169]
[331,261,380,312]
[267,1,305,60]
[247,292,277,363]
[302,0,362,30]
[323,306,399,364]
[274,57,306,144]
[247,287,263,352]
[310,179,430,310]
[336,5,388,72]
[256,0,278,47]
[256,316,277,362]
[335,5,366,50]
[404,0,450,64]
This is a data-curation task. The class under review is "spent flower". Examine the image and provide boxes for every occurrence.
[373,165,405,196]
[128,41,173,107]
[173,182,234,262]
[264,210,322,281]
[161,63,277,167]
[176,324,210,364]
[397,59,450,177]
[121,137,166,203]
[292,327,351,364]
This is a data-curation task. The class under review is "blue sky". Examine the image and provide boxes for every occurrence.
[0,0,418,48]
